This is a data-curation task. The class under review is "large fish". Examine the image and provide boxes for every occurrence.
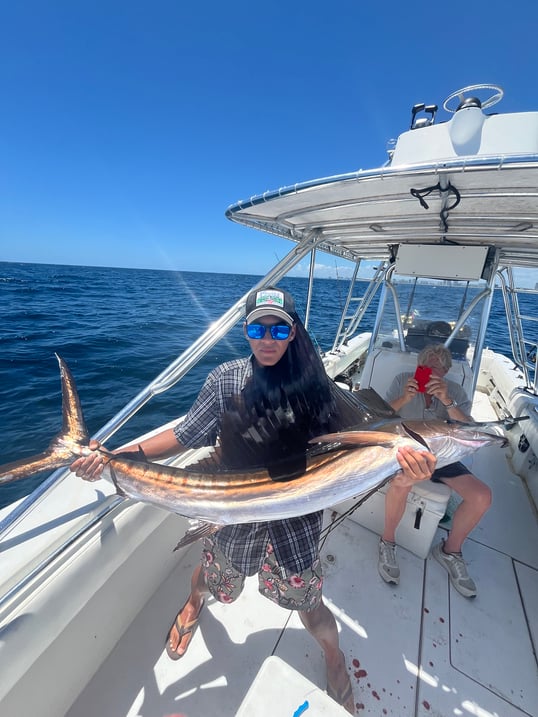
[0,355,506,527]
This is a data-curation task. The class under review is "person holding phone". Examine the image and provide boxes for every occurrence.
[377,344,492,598]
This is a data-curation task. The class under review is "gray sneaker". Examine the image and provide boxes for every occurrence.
[432,540,477,598]
[378,539,400,584]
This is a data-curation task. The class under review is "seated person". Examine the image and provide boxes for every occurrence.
[378,344,492,598]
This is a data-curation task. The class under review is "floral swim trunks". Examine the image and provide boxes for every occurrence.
[201,536,323,612]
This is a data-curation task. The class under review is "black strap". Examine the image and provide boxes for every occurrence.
[410,181,461,235]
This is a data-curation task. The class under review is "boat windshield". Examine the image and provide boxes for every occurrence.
[371,275,486,361]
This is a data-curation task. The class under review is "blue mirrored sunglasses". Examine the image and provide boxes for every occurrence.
[246,323,292,340]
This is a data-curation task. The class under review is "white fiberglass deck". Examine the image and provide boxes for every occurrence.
[66,438,538,717]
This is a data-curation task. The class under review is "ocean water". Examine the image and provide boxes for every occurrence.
[0,261,527,508]
[0,262,363,507]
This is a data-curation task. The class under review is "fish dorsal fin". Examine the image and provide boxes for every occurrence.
[331,384,397,426]
[309,430,399,448]
[181,446,229,473]
[184,446,307,483]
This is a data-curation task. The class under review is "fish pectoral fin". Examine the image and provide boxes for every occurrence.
[309,430,398,447]
[172,520,220,551]
[400,423,430,449]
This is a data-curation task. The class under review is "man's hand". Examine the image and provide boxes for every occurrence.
[70,440,106,481]
[393,445,436,487]
[400,375,419,405]
[425,374,450,405]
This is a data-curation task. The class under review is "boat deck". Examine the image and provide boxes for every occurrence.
[66,437,538,717]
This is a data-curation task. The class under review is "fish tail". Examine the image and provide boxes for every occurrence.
[0,354,90,484]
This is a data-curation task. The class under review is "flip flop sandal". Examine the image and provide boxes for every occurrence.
[165,598,205,660]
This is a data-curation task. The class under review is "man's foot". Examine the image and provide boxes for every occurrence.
[165,596,205,660]
[326,651,355,714]
[432,540,477,598]
[378,538,400,584]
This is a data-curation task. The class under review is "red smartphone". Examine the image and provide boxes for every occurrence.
[414,365,432,392]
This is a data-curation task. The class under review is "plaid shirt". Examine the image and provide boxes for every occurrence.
[174,357,323,576]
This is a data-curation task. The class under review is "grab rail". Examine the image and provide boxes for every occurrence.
[498,267,538,392]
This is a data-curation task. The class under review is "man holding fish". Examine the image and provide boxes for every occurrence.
[71,286,436,714]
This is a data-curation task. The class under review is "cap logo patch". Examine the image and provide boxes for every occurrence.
[255,289,284,308]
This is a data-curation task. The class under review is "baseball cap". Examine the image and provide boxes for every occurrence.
[245,287,295,325]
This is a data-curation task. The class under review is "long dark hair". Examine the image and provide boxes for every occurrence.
[219,292,393,477]
[250,312,332,418]
[219,310,335,476]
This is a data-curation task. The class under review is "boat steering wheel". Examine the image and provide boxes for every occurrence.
[443,84,504,113]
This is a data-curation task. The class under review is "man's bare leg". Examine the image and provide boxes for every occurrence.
[440,473,492,553]
[382,481,412,543]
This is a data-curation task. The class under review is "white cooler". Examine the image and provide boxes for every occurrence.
[334,480,451,558]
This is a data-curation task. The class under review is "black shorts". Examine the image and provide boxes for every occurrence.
[431,461,468,482]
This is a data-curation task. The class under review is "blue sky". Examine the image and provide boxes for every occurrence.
[1,1,536,278]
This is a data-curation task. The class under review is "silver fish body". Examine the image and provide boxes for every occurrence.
[0,356,506,526]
